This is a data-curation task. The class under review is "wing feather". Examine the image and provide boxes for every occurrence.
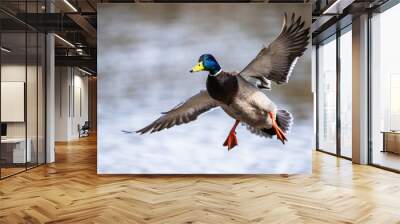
[136,90,218,134]
[240,13,310,89]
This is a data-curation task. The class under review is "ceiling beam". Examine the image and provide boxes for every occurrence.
[67,13,97,45]
[322,0,356,15]
[55,55,96,72]
[13,13,82,32]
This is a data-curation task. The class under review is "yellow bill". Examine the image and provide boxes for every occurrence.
[190,61,205,73]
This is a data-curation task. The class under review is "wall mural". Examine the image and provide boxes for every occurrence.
[98,3,313,174]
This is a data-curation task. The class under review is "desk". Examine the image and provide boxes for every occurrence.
[1,138,31,163]
[382,131,400,154]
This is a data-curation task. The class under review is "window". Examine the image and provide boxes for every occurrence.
[339,27,352,158]
[317,36,337,154]
[370,3,400,171]
[316,26,353,158]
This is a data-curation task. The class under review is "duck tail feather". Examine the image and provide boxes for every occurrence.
[276,109,293,133]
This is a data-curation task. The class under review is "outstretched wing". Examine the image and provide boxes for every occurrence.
[239,13,310,89]
[137,90,218,134]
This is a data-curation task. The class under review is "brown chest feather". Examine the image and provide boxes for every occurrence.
[206,72,239,105]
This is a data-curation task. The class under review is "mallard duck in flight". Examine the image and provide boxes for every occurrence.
[137,13,310,150]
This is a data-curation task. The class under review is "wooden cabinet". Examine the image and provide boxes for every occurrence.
[382,132,400,154]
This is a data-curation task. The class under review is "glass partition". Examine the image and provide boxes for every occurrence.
[0,1,46,179]
[1,30,28,177]
[27,31,38,169]
[339,27,352,158]
[317,35,337,154]
[370,3,400,171]
[38,32,45,165]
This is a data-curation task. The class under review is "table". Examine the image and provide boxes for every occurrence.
[1,138,31,163]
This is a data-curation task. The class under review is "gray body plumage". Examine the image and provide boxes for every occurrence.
[219,75,276,129]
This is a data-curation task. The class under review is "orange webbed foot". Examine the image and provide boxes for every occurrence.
[223,120,240,150]
[223,130,238,150]
[269,112,287,145]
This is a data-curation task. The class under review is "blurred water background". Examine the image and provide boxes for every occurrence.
[98,4,313,174]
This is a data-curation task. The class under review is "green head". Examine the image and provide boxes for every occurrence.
[190,54,222,75]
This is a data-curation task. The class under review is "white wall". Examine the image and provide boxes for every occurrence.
[1,65,26,137]
[55,66,70,141]
[1,65,27,142]
[55,67,89,141]
[1,63,46,164]
[1,65,41,137]
[72,73,89,137]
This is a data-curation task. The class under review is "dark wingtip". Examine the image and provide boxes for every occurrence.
[135,128,149,135]
[121,130,134,134]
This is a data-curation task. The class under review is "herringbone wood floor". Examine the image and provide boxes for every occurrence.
[1,135,400,224]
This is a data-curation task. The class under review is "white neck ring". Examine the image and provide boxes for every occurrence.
[210,69,222,77]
